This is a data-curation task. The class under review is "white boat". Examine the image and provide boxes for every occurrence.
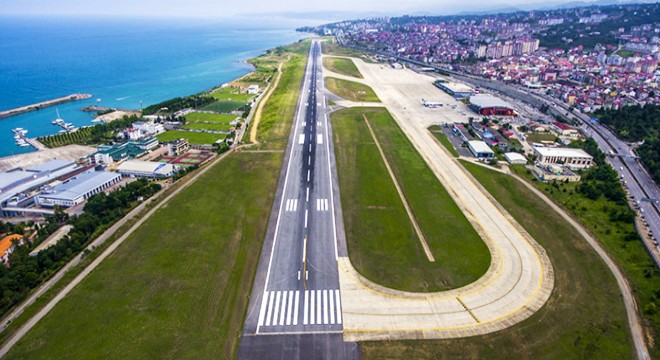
[12,128,27,135]
[52,108,65,125]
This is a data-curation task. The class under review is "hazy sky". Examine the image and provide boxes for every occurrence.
[0,0,588,20]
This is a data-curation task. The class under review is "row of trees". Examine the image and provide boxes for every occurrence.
[39,115,139,148]
[0,179,161,316]
[142,95,215,115]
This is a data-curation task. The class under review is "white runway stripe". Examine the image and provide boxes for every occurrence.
[317,134,323,144]
[316,290,322,325]
[303,290,309,325]
[260,289,341,327]
[285,199,298,212]
[323,290,329,324]
[257,291,269,327]
[310,290,316,325]
[316,199,329,211]
[298,134,305,144]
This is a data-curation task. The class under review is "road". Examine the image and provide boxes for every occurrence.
[237,40,359,359]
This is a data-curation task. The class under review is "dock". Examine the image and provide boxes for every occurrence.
[0,94,93,120]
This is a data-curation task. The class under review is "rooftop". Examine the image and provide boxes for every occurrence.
[504,152,527,162]
[468,140,494,154]
[40,170,121,201]
[535,147,593,158]
[438,82,474,93]
[469,94,515,109]
[116,160,174,175]
[0,234,21,257]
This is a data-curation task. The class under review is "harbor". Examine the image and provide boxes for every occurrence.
[0,94,92,120]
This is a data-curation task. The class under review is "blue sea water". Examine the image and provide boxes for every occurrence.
[0,16,305,157]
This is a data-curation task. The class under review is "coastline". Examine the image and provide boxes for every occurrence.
[0,46,274,170]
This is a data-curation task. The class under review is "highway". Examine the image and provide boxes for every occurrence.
[237,40,359,359]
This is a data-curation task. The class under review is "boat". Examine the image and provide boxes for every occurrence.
[52,108,65,125]
[12,128,28,135]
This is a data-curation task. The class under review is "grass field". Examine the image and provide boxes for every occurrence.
[428,125,459,157]
[322,57,363,79]
[184,112,239,124]
[210,87,255,102]
[156,130,225,145]
[253,41,310,150]
[512,165,660,357]
[5,152,282,360]
[321,37,371,59]
[526,132,558,144]
[332,107,489,291]
[326,77,380,103]
[4,41,311,360]
[360,161,633,359]
[202,100,245,113]
[182,123,233,132]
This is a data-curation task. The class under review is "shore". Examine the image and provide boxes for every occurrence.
[0,94,92,120]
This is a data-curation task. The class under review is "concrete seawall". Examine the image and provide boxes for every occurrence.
[0,94,92,120]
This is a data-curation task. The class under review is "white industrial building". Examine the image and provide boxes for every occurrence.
[116,160,177,178]
[35,170,122,208]
[533,147,594,170]
[468,140,494,159]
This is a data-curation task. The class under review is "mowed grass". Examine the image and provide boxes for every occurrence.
[182,122,233,132]
[210,92,255,102]
[254,40,310,150]
[5,151,283,360]
[326,77,380,103]
[185,112,239,123]
[360,161,632,359]
[322,57,363,79]
[202,100,245,113]
[156,130,225,144]
[333,107,489,291]
[429,125,459,157]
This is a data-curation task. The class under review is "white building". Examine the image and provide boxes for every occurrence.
[133,121,166,136]
[504,152,527,165]
[116,160,177,178]
[534,147,593,170]
[467,140,494,159]
[247,85,260,95]
[35,170,122,208]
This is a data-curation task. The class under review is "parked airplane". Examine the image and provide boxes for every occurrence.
[422,98,443,108]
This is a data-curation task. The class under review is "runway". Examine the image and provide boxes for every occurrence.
[238,40,358,359]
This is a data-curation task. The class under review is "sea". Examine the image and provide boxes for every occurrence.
[0,16,306,158]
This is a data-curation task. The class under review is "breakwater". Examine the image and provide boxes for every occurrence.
[0,94,92,120]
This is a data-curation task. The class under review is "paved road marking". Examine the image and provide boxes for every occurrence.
[298,134,305,144]
[318,121,322,127]
[272,291,281,326]
[303,291,309,325]
[259,289,341,327]
[265,292,275,326]
[257,291,269,327]
[317,134,323,144]
[285,199,298,212]
[316,198,329,211]
[323,290,329,325]
[293,290,299,326]
[310,290,316,325]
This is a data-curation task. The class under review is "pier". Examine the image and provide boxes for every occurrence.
[0,94,92,120]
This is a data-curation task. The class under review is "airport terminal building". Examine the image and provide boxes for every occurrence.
[35,170,122,208]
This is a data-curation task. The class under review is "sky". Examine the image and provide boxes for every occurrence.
[0,0,611,21]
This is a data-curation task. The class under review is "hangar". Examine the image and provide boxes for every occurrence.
[469,95,516,116]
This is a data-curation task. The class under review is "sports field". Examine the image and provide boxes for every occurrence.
[156,130,225,145]
[184,112,239,123]
[182,122,233,132]
[210,87,255,102]
[332,107,489,291]
[202,100,245,113]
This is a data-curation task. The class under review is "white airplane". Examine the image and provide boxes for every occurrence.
[422,98,443,108]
